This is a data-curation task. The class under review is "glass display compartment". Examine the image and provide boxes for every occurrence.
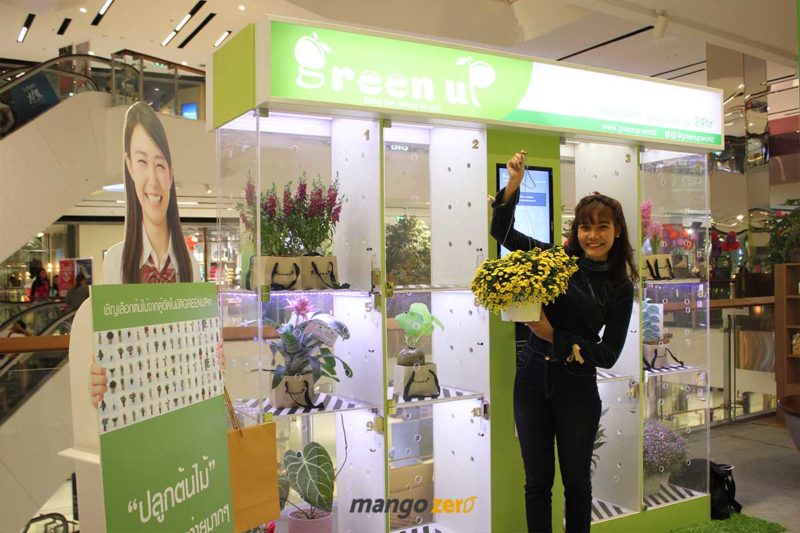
[640,149,711,509]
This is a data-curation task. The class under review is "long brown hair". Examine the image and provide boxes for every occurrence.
[121,102,193,283]
[565,193,638,283]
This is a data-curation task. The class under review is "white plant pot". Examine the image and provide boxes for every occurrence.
[643,473,669,497]
[501,301,542,322]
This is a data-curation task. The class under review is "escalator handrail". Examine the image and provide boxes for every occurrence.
[0,301,70,334]
[1,53,140,94]
[0,309,75,379]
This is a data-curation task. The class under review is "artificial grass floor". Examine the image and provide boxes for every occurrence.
[669,513,786,533]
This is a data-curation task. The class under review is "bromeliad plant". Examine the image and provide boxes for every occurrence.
[470,247,578,314]
[267,297,352,389]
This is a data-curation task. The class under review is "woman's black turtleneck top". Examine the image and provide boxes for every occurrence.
[491,187,634,370]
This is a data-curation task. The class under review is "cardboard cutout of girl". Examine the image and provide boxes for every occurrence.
[102,101,200,283]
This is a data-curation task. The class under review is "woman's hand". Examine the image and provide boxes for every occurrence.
[527,312,553,342]
[89,360,108,407]
[501,150,527,203]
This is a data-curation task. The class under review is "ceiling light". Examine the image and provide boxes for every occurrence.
[178,12,216,49]
[736,214,744,221]
[205,185,213,194]
[88,50,95,56]
[737,83,744,89]
[214,30,232,47]
[162,31,177,46]
[115,200,126,204]
[163,1,206,46]
[17,14,35,43]
[92,0,115,25]
[79,6,87,13]
[36,232,44,238]
[175,14,192,32]
[181,61,188,66]
[154,87,160,92]
[102,183,125,193]
[178,201,199,206]
[99,0,114,15]
[238,4,246,10]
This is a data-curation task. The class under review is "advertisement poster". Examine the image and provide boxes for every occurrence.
[91,282,232,532]
[59,260,76,297]
[7,71,59,126]
[58,258,93,297]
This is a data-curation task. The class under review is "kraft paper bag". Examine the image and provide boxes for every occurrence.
[225,390,280,531]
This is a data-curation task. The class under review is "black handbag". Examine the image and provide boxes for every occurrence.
[710,462,742,519]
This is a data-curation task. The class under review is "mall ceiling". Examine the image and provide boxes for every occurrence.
[0,0,796,84]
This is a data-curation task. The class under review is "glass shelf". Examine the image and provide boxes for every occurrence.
[643,279,703,286]
[591,497,635,523]
[645,364,698,378]
[393,285,471,293]
[597,371,634,384]
[389,385,482,409]
[642,482,704,510]
[233,392,376,420]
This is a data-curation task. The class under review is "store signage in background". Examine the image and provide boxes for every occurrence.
[7,72,60,126]
[269,21,723,148]
[91,283,232,532]
[58,258,93,297]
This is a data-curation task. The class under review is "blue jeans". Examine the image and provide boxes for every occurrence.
[514,354,601,533]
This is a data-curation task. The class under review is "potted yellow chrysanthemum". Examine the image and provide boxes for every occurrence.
[470,247,578,322]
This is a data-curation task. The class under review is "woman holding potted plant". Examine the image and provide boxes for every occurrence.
[491,151,637,533]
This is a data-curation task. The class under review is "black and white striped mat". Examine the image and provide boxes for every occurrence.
[643,482,702,508]
[591,498,631,522]
[234,392,367,418]
[646,364,695,376]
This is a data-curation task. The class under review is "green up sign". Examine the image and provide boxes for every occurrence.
[269,21,723,148]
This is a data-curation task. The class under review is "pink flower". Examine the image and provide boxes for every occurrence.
[244,180,256,207]
[285,296,316,322]
[650,221,663,240]
[327,185,338,210]
[264,193,278,218]
[296,180,307,202]
[641,200,652,235]
[239,212,253,232]
[309,186,325,217]
[332,205,341,223]
[283,188,294,216]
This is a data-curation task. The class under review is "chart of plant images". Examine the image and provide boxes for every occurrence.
[93,304,223,433]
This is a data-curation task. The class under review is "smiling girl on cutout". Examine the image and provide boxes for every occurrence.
[491,151,637,533]
[89,102,203,408]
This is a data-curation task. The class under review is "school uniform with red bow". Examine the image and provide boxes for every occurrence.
[101,227,201,285]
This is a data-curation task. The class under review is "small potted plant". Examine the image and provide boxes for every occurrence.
[470,247,578,322]
[393,302,444,401]
[265,297,352,408]
[767,198,800,264]
[642,420,688,497]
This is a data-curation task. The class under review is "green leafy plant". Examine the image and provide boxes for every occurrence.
[767,199,800,264]
[395,302,444,350]
[278,417,348,520]
[386,216,431,285]
[266,297,352,389]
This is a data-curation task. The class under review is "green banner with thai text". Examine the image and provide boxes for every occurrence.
[91,283,232,532]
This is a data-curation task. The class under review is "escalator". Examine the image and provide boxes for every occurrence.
[0,303,74,422]
[0,301,70,337]
[0,304,77,533]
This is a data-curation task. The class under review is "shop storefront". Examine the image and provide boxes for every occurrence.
[206,17,723,533]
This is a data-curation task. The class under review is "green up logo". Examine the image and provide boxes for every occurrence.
[292,31,497,108]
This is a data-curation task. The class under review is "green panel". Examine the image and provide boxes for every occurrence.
[592,496,710,532]
[487,129,561,533]
[212,24,255,129]
[266,20,722,148]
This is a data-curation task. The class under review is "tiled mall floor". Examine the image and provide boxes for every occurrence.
[710,415,800,532]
